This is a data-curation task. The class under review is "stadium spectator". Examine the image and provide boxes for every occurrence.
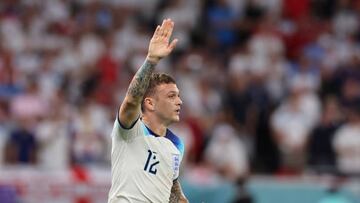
[333,102,360,176]
[271,78,320,173]
[35,90,71,170]
[0,2,359,201]
[205,122,249,181]
[10,79,48,122]
[71,97,110,165]
[307,96,343,174]
[156,0,200,50]
[4,119,38,165]
[205,0,239,49]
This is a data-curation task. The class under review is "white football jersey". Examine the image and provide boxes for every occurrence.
[108,117,184,203]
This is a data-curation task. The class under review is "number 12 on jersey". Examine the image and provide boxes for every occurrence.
[144,150,160,175]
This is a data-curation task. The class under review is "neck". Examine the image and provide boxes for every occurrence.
[141,114,168,136]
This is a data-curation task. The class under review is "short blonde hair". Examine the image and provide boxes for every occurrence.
[141,73,176,112]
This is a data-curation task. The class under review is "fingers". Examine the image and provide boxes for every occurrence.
[162,19,174,39]
[168,38,178,51]
[152,25,161,39]
[153,19,174,39]
[158,19,167,37]
[150,18,177,53]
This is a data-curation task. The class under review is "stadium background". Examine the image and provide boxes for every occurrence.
[0,0,360,202]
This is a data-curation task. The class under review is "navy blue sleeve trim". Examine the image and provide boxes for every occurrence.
[116,107,140,130]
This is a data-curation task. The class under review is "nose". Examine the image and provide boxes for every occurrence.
[177,96,183,106]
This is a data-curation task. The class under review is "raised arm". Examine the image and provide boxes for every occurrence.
[119,19,178,128]
[169,180,188,203]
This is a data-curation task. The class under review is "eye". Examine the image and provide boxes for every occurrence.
[168,94,176,99]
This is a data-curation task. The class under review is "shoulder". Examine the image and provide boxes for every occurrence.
[112,115,145,141]
[333,124,353,144]
[334,124,350,137]
[165,129,185,156]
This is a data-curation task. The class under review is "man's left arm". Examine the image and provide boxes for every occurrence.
[169,179,188,203]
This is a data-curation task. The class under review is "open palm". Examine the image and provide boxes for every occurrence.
[147,19,178,63]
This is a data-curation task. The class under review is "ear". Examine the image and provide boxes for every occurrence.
[144,97,155,111]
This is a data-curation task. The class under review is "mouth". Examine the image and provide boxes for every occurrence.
[175,109,180,114]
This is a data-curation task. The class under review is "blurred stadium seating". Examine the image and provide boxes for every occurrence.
[0,0,360,202]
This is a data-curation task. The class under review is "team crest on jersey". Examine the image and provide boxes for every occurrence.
[172,154,180,179]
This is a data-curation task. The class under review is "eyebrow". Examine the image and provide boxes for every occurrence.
[167,90,179,95]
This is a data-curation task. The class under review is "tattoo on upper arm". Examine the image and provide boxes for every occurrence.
[128,60,156,99]
[169,180,181,203]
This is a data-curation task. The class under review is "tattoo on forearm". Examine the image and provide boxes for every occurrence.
[169,180,181,203]
[128,60,155,99]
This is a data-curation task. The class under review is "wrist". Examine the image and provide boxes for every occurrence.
[146,55,160,64]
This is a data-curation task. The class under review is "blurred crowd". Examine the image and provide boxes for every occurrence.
[0,0,360,187]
